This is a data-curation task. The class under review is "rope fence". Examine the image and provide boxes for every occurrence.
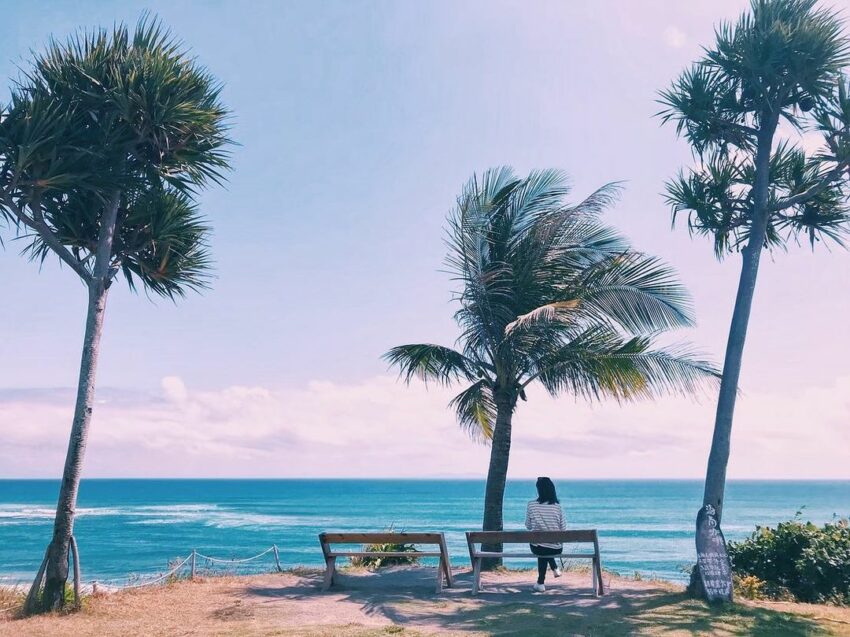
[88,544,283,593]
[1,542,285,614]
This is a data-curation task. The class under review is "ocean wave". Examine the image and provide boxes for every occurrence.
[202,512,321,529]
[0,503,221,524]
[0,503,329,530]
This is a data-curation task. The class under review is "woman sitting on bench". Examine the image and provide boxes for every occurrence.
[525,477,566,592]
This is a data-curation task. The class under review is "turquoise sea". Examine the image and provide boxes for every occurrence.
[0,479,847,585]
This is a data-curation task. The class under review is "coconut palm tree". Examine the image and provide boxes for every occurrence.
[385,167,719,566]
[659,0,850,535]
[0,20,230,611]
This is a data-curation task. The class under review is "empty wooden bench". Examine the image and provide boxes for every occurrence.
[318,532,454,593]
[466,530,604,595]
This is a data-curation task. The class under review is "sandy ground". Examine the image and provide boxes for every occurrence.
[3,567,850,636]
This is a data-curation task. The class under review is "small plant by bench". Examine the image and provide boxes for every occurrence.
[348,530,421,569]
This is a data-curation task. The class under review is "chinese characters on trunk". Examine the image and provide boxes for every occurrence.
[695,504,733,602]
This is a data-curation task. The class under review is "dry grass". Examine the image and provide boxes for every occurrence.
[0,586,25,618]
[2,568,850,636]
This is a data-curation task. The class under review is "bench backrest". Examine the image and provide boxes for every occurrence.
[466,530,598,546]
[320,532,445,546]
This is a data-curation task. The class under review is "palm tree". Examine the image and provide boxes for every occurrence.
[0,20,230,611]
[385,167,719,567]
[659,0,850,537]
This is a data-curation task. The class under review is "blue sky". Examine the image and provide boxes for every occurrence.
[1,0,849,478]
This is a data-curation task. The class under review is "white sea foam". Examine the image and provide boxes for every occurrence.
[0,502,327,530]
[0,503,220,525]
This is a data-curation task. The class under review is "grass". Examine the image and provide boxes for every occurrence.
[0,586,25,619]
[2,569,849,636]
[425,594,846,636]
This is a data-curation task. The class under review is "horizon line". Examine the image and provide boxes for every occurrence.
[2,476,849,482]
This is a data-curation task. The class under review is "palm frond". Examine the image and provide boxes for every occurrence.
[449,380,496,442]
[532,328,719,402]
[383,344,487,386]
[505,300,581,335]
[576,253,696,333]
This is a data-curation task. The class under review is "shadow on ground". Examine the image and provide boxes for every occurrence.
[243,567,829,636]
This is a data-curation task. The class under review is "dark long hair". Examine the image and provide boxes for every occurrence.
[536,477,559,504]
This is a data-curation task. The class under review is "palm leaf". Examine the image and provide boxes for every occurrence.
[532,328,719,402]
[449,380,496,442]
[383,344,486,386]
[575,253,695,333]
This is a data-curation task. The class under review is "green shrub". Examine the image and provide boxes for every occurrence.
[348,526,420,569]
[728,518,850,604]
[733,574,767,600]
[349,541,420,569]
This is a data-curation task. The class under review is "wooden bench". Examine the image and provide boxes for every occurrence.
[465,530,604,595]
[318,532,454,593]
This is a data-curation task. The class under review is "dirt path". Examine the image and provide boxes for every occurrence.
[3,568,850,636]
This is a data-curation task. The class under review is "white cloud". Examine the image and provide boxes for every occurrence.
[663,26,687,49]
[0,375,848,479]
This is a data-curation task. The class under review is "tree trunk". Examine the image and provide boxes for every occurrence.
[480,393,515,570]
[701,121,775,525]
[33,192,120,612]
[39,282,110,610]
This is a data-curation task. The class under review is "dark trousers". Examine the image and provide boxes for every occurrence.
[530,544,562,584]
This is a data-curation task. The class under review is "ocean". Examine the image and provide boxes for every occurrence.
[0,479,847,586]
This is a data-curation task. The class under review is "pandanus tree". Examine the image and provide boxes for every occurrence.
[385,167,719,566]
[0,21,230,610]
[659,0,850,539]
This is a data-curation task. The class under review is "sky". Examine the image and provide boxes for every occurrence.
[1,0,849,480]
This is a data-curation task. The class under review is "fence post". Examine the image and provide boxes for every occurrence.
[190,550,196,580]
[273,544,282,572]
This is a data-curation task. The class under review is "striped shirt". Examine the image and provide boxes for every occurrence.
[525,500,566,549]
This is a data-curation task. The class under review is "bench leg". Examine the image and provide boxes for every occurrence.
[443,555,453,588]
[595,556,604,596]
[472,557,482,595]
[435,558,443,594]
[322,557,336,592]
[592,558,598,596]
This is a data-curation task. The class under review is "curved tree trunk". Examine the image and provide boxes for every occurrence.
[481,393,515,570]
[38,282,110,610]
[701,237,765,523]
[691,122,777,601]
[31,192,120,612]
[702,122,775,525]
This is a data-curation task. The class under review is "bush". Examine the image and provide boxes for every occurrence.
[728,518,850,604]
[733,574,767,600]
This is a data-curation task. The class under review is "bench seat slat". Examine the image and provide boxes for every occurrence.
[328,551,443,558]
[321,533,444,544]
[471,552,596,559]
[472,551,596,560]
[466,530,597,544]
